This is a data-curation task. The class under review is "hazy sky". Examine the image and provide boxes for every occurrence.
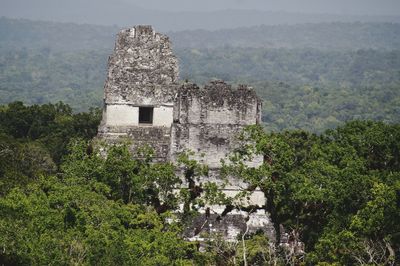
[1,0,400,31]
[126,0,400,15]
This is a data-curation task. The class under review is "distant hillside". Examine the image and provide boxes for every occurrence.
[170,22,400,50]
[0,49,108,110]
[178,47,400,87]
[1,18,400,52]
[0,17,117,52]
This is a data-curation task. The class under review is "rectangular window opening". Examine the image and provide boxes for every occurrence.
[139,107,153,124]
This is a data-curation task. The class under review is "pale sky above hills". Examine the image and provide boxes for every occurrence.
[1,0,399,30]
[0,0,399,16]
[126,0,400,15]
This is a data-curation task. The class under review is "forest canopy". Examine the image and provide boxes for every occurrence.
[0,102,399,265]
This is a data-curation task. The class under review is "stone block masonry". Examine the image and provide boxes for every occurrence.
[171,81,263,169]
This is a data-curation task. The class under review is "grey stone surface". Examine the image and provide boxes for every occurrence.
[104,25,178,105]
[185,210,275,242]
[171,81,263,169]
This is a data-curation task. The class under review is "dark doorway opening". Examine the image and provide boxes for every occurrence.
[139,107,153,124]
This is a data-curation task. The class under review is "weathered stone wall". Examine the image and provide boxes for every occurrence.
[170,81,263,169]
[103,25,179,106]
[104,105,173,127]
[185,210,275,242]
[170,81,267,241]
[174,81,262,126]
[98,25,179,161]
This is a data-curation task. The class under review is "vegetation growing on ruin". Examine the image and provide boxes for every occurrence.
[0,102,399,265]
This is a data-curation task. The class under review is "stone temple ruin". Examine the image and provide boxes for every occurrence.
[97,25,274,241]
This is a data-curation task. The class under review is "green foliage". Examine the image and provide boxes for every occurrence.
[255,82,400,133]
[350,182,398,237]
[62,140,181,212]
[0,101,101,163]
[224,121,400,264]
[234,233,274,266]
[0,176,197,265]
[0,127,203,264]
[1,99,399,265]
[176,151,212,214]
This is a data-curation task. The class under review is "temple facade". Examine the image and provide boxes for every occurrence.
[97,25,274,241]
